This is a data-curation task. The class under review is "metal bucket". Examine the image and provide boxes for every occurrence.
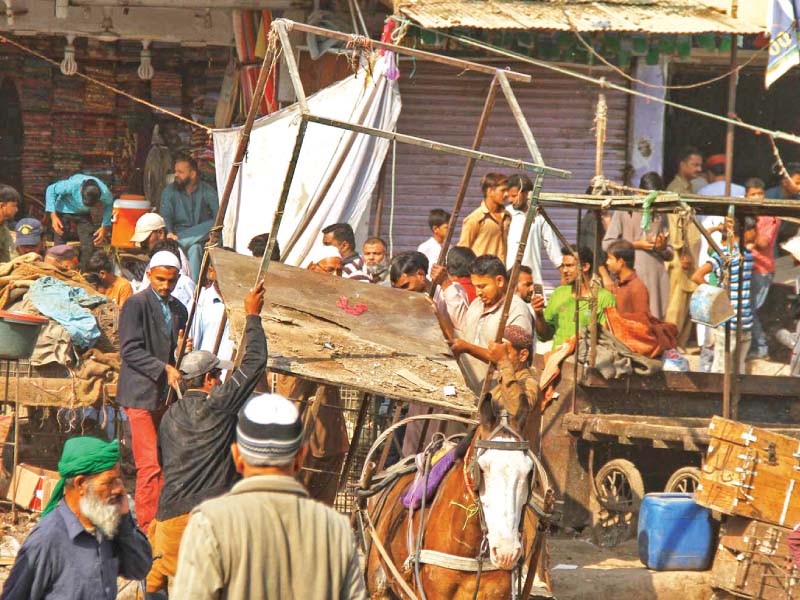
[0,311,48,360]
[689,283,734,327]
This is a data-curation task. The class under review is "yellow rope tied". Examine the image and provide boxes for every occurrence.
[450,500,480,531]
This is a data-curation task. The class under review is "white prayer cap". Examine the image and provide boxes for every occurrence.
[236,393,304,466]
[147,250,181,272]
[308,245,341,264]
[782,236,800,263]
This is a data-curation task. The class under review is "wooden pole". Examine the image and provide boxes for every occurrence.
[305,114,570,179]
[722,37,738,419]
[589,95,607,370]
[478,173,545,400]
[229,117,310,369]
[731,214,745,420]
[594,94,607,181]
[211,311,228,355]
[280,87,379,258]
[277,19,532,83]
[372,162,387,238]
[169,29,279,397]
[571,209,582,406]
[275,21,309,113]
[429,77,499,298]
[590,209,603,368]
[496,71,543,164]
[337,392,371,493]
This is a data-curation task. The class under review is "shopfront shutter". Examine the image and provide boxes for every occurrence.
[375,60,629,290]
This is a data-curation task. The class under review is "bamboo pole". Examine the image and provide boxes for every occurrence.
[590,210,603,369]
[277,19,531,83]
[337,393,371,493]
[305,114,571,178]
[280,86,380,258]
[723,38,739,420]
[478,173,545,400]
[429,76,499,299]
[588,95,607,371]
[496,71,543,165]
[275,21,308,114]
[571,209,583,398]
[169,30,279,398]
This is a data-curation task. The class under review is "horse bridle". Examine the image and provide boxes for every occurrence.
[465,409,550,600]
[469,409,533,494]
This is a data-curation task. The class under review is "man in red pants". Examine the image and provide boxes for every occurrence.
[118,251,188,531]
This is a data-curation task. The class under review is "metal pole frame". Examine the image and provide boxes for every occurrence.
[171,31,280,383]
[266,21,570,400]
[429,76,499,294]
[471,69,564,401]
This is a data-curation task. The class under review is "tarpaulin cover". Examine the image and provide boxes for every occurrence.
[27,277,106,349]
[213,56,401,265]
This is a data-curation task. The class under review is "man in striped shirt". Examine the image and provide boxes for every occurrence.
[322,223,371,282]
[691,217,756,374]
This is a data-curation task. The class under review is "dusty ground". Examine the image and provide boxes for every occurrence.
[0,510,717,599]
[550,537,713,600]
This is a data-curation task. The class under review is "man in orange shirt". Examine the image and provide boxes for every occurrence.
[603,239,650,315]
[86,250,133,307]
[457,173,511,259]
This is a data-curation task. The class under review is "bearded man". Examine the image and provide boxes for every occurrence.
[1,437,152,599]
[158,154,219,281]
[362,237,390,285]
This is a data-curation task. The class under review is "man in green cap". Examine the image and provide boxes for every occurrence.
[1,436,152,600]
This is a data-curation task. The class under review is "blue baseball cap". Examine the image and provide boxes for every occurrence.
[15,218,42,246]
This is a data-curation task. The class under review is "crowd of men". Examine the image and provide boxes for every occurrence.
[1,148,799,599]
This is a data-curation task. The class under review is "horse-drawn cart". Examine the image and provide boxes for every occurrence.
[541,360,800,545]
[533,192,800,546]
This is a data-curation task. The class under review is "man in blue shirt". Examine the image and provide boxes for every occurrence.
[159,155,218,281]
[45,174,113,271]
[1,436,151,600]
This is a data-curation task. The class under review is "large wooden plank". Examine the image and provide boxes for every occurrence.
[211,249,475,413]
[561,413,711,445]
[578,367,800,398]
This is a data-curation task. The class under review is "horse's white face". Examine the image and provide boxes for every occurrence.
[476,435,534,570]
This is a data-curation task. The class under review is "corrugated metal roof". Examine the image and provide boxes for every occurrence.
[396,0,764,34]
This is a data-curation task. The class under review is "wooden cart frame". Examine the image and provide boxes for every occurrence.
[533,192,800,546]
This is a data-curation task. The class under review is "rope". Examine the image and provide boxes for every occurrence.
[564,9,774,91]
[0,33,212,133]
[391,18,800,146]
[449,500,480,530]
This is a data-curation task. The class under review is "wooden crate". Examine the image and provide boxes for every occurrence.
[696,416,800,528]
[711,516,799,599]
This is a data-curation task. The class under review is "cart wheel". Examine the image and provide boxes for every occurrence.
[590,459,644,548]
[664,466,702,494]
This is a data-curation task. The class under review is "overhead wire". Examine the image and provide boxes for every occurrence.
[0,33,212,132]
[391,17,800,146]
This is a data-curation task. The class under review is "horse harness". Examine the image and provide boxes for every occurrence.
[405,410,552,600]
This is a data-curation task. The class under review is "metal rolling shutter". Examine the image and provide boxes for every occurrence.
[375,61,629,290]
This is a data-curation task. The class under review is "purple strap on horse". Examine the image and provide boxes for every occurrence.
[400,447,458,509]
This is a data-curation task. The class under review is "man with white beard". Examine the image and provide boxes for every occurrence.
[1,437,152,600]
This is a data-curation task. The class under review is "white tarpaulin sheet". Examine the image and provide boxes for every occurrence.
[213,56,401,265]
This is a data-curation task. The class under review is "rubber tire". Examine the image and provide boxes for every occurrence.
[595,458,645,512]
[664,466,702,494]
